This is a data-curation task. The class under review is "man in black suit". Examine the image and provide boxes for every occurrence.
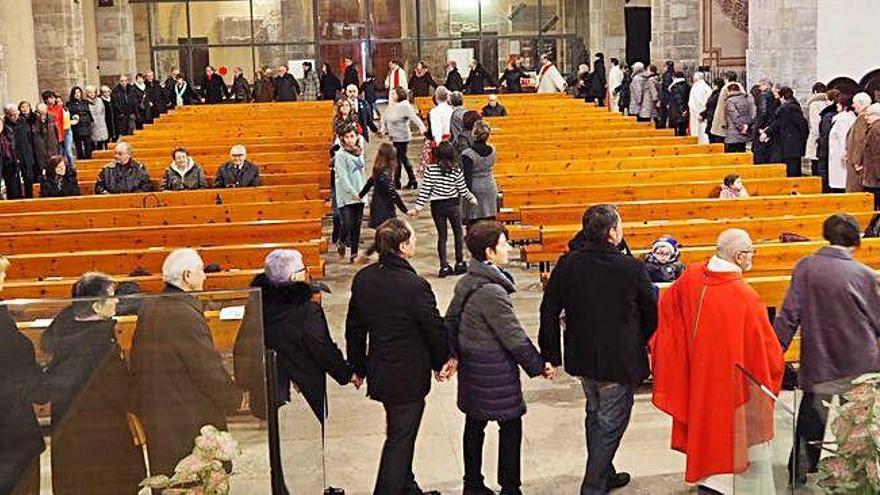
[346,219,453,495]
[345,84,379,142]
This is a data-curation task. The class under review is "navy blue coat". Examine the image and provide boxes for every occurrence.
[446,261,545,421]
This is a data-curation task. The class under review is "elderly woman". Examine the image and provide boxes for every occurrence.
[42,273,146,494]
[85,86,109,150]
[215,144,261,188]
[462,120,498,225]
[163,146,208,190]
[0,255,46,495]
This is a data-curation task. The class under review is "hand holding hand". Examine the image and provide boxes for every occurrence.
[543,363,558,380]
[469,197,478,205]
[407,208,420,218]
[437,358,458,382]
[350,374,364,389]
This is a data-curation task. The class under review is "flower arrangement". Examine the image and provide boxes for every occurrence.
[816,373,880,494]
[141,425,241,495]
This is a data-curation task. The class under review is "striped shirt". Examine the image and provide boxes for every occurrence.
[415,164,476,208]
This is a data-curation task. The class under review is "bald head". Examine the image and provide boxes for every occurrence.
[716,229,755,271]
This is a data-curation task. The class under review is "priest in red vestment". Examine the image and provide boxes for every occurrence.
[651,229,784,493]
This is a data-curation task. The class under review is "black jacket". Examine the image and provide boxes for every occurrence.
[410,71,438,98]
[67,97,94,137]
[251,276,352,421]
[766,100,809,160]
[361,78,379,104]
[465,65,493,94]
[41,172,81,197]
[0,306,45,495]
[354,98,379,142]
[659,68,675,106]
[752,90,780,162]
[497,68,526,93]
[95,159,152,194]
[539,241,658,385]
[145,79,168,115]
[360,170,408,228]
[445,69,465,92]
[817,103,839,164]
[702,89,721,132]
[111,84,137,117]
[482,103,507,117]
[231,74,252,102]
[320,72,342,100]
[343,65,360,88]
[214,160,262,188]
[588,59,607,99]
[203,74,229,104]
[667,79,691,126]
[346,253,450,405]
[274,73,300,102]
[130,84,150,123]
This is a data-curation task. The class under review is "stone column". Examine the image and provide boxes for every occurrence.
[650,0,700,70]
[95,0,138,83]
[748,0,818,100]
[32,0,88,95]
[0,0,39,103]
[590,0,627,62]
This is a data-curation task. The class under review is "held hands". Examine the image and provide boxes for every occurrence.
[350,374,364,390]
[407,208,420,218]
[435,358,459,382]
[469,197,479,205]
[543,363,558,380]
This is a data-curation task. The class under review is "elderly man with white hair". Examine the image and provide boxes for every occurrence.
[858,101,880,207]
[346,83,379,142]
[429,85,453,144]
[845,92,875,192]
[481,94,507,117]
[688,72,713,144]
[652,228,784,494]
[215,144,261,188]
[130,248,240,478]
[95,141,152,194]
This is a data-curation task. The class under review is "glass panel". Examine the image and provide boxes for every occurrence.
[421,0,479,39]
[481,0,539,36]
[0,288,283,494]
[732,365,797,494]
[255,44,317,80]
[419,38,481,80]
[153,48,185,81]
[370,0,418,39]
[252,0,315,43]
[149,1,187,46]
[370,40,420,88]
[319,41,370,86]
[190,46,255,88]
[488,36,539,73]
[188,0,253,45]
[316,0,367,40]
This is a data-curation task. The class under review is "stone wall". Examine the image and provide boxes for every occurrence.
[32,0,88,95]
[95,0,137,84]
[590,0,627,63]
[0,46,7,105]
[747,0,818,100]
[650,0,700,70]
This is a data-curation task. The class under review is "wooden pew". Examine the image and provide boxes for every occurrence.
[497,144,725,162]
[490,128,676,142]
[0,184,322,215]
[75,159,329,174]
[495,152,754,174]
[92,141,329,160]
[497,136,700,150]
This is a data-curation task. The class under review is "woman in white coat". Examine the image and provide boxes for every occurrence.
[688,72,713,144]
[828,95,857,193]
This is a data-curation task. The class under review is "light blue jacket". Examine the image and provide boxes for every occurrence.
[334,150,366,208]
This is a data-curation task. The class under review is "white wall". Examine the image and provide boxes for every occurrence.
[817,0,880,83]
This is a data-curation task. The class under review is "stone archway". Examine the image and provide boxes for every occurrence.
[827,76,861,96]
[859,69,880,101]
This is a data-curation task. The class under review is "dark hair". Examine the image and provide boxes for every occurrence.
[826,88,841,105]
[450,91,464,107]
[45,155,67,179]
[723,173,740,187]
[466,221,509,261]
[838,93,854,111]
[463,110,482,131]
[393,86,408,103]
[68,86,83,101]
[373,142,398,179]
[726,71,738,82]
[750,85,762,101]
[713,77,726,90]
[41,90,54,103]
[610,58,620,65]
[375,218,412,255]
[303,61,312,69]
[171,146,188,159]
[728,82,742,93]
[434,141,459,174]
[595,52,605,60]
[115,281,142,316]
[71,273,115,318]
[823,213,861,248]
[582,204,620,243]
[673,70,684,79]
[665,60,674,68]
[812,82,827,94]
[779,86,795,101]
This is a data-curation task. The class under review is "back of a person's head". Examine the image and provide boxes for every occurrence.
[162,248,202,287]
[867,102,880,117]
[779,86,795,101]
[264,249,305,285]
[610,58,619,65]
[632,62,645,73]
[723,173,739,187]
[375,218,412,256]
[450,91,464,107]
[434,85,449,104]
[393,86,408,103]
[466,221,507,261]
[823,213,861,248]
[826,89,842,105]
[713,77,725,89]
[673,71,684,79]
[581,204,620,243]
[726,71,738,82]
[71,272,115,318]
[374,142,397,177]
[435,141,459,173]
[463,110,482,131]
[812,82,827,94]
[472,120,491,142]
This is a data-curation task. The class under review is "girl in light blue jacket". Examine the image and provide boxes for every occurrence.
[334,125,367,262]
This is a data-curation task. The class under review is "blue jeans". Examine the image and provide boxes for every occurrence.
[579,378,634,495]
[61,129,76,170]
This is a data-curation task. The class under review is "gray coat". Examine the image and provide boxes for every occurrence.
[380,101,425,143]
[446,262,545,421]
[774,247,880,392]
[638,75,659,119]
[88,98,109,143]
[461,145,498,220]
[724,92,754,144]
[628,71,648,116]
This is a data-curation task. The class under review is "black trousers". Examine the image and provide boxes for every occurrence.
[580,379,634,495]
[463,416,523,494]
[393,141,416,187]
[785,158,803,177]
[72,133,93,159]
[636,116,652,123]
[790,392,840,481]
[656,105,668,128]
[708,133,725,144]
[864,186,880,210]
[814,159,830,192]
[673,121,687,137]
[339,203,364,258]
[430,198,464,266]
[724,142,747,153]
[374,400,426,495]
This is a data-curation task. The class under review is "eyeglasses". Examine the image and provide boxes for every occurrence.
[737,248,757,256]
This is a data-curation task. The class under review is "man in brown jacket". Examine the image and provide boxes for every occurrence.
[845,93,873,192]
[130,248,240,477]
[858,103,880,208]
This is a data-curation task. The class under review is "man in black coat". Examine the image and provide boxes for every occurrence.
[144,70,168,118]
[445,61,465,93]
[95,142,152,194]
[202,66,229,104]
[215,144,262,188]
[342,57,360,88]
[587,53,607,106]
[345,84,379,142]
[346,219,452,495]
[752,80,780,163]
[760,86,809,177]
[274,65,301,102]
[111,75,138,136]
[2,105,37,198]
[657,60,675,128]
[539,204,657,495]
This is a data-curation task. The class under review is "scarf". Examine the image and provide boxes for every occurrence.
[175,81,187,106]
[393,68,400,88]
[341,139,363,158]
[134,81,146,92]
[539,63,553,78]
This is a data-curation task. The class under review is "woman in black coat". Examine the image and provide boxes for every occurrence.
[497,62,526,93]
[41,273,146,494]
[587,54,607,105]
[761,86,809,177]
[445,62,465,93]
[0,256,46,495]
[40,155,80,198]
[67,86,94,159]
[360,143,408,229]
[465,61,493,95]
[319,63,342,101]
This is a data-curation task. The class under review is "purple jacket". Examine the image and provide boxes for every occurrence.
[774,246,880,391]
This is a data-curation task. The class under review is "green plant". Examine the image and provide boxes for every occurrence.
[815,374,880,494]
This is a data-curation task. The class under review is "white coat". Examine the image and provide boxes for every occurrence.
[828,110,857,190]
[688,79,713,144]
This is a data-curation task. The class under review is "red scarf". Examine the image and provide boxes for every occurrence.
[539,63,552,78]
[393,68,400,88]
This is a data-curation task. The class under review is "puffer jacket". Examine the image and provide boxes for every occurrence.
[639,75,660,120]
[446,261,545,421]
[628,70,648,116]
[162,158,208,190]
[95,159,152,194]
[724,91,754,144]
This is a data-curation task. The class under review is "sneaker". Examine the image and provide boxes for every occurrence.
[453,261,468,275]
[439,264,454,278]
[607,472,631,490]
[336,241,346,258]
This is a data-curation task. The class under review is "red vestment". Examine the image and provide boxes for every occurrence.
[650,262,784,483]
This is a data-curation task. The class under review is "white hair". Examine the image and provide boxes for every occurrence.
[434,86,449,103]
[116,141,132,154]
[864,102,880,117]
[716,229,752,261]
[693,72,704,82]
[230,144,247,156]
[84,85,96,93]
[162,248,203,288]
[4,103,17,114]
[853,92,872,108]
[632,62,645,73]
[346,84,358,93]
[100,85,111,93]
